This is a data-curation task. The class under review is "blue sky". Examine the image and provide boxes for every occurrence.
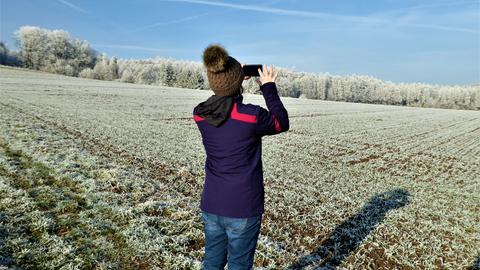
[1,0,479,85]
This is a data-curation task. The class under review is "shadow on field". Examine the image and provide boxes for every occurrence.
[0,213,14,267]
[471,256,480,270]
[287,188,410,269]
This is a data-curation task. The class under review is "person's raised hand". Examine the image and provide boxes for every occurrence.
[256,64,278,86]
[241,63,251,80]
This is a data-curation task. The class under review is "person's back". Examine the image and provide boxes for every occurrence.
[193,44,289,270]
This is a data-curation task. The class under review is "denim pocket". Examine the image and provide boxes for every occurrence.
[226,217,249,233]
[202,211,223,231]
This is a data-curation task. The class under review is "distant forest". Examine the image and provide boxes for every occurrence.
[1,25,479,110]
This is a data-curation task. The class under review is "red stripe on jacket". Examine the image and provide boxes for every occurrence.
[231,103,257,123]
[272,114,281,132]
[194,103,257,124]
[194,114,205,122]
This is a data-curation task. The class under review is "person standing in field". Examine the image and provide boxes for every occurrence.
[193,44,289,269]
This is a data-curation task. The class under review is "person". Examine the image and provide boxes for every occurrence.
[193,43,289,270]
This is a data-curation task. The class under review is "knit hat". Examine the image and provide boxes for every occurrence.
[202,44,245,97]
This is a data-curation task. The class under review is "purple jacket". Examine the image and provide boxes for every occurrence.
[193,82,289,218]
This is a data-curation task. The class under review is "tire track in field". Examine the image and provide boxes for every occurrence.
[289,109,396,118]
[421,117,479,150]
[433,126,479,157]
[0,99,202,210]
[0,102,211,265]
[290,113,455,166]
[433,122,480,158]
[2,95,200,165]
[0,101,202,200]
[0,139,145,269]
[386,117,479,153]
[330,128,478,184]
[291,111,446,146]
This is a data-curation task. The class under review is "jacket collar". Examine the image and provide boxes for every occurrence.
[194,93,244,127]
[195,94,237,127]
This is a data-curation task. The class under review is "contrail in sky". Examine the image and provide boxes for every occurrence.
[163,0,479,33]
[56,0,88,14]
[133,12,211,32]
[93,44,197,54]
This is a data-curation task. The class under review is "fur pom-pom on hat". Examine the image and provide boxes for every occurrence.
[202,43,244,97]
[203,44,229,73]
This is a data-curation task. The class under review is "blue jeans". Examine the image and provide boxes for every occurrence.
[201,210,262,270]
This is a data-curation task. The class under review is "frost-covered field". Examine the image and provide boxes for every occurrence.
[0,66,479,269]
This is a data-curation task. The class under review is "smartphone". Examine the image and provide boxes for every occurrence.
[242,64,263,77]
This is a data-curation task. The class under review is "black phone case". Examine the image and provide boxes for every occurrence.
[242,65,263,77]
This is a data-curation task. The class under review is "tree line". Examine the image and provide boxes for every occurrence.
[1,25,478,110]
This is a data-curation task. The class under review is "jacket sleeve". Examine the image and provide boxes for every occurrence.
[255,82,289,136]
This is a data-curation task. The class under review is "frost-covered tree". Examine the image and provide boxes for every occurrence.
[15,26,48,69]
[137,64,160,85]
[192,69,205,89]
[163,62,176,87]
[92,53,118,81]
[92,54,109,80]
[14,26,96,75]
[78,68,95,79]
[110,57,119,79]
[119,67,135,83]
